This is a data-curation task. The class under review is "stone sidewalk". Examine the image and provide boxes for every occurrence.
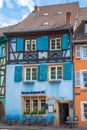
[0,124,87,130]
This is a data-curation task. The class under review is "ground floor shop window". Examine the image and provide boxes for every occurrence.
[22,96,46,115]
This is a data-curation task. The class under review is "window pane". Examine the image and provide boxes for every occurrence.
[84,104,87,118]
[51,39,55,50]
[83,73,87,87]
[33,100,38,111]
[83,47,87,58]
[56,39,61,49]
[32,68,37,80]
[57,67,62,79]
[41,100,45,110]
[31,40,36,51]
[26,68,31,80]
[25,40,30,51]
[51,67,56,79]
[25,100,30,112]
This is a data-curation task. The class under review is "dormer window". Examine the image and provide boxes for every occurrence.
[43,22,48,26]
[42,13,48,16]
[84,22,87,34]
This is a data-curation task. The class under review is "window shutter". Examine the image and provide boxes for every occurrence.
[62,34,69,50]
[37,36,48,51]
[14,66,22,82]
[38,64,48,81]
[36,37,42,50]
[76,45,81,58]
[75,72,80,87]
[63,62,72,80]
[16,38,24,51]
[42,36,48,50]
[0,46,2,58]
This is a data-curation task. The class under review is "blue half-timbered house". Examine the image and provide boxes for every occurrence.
[5,2,79,125]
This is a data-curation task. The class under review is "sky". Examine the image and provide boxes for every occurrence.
[0,0,87,28]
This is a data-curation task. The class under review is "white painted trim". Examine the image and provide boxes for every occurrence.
[81,101,87,121]
[50,38,61,50]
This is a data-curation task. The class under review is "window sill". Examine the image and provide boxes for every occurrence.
[49,80,61,83]
[23,80,35,84]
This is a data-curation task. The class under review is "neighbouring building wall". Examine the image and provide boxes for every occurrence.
[74,43,87,126]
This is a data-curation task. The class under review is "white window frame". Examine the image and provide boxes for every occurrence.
[25,40,30,51]
[50,38,61,50]
[24,67,37,81]
[49,65,63,81]
[25,39,36,51]
[81,101,87,121]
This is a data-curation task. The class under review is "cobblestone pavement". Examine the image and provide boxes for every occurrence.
[0,124,87,130]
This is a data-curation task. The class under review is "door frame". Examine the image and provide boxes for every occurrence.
[55,100,72,125]
[0,100,5,121]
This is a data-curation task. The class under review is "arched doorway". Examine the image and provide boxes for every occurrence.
[0,101,5,121]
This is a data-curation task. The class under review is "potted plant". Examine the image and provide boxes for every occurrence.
[38,109,45,115]
[23,109,30,115]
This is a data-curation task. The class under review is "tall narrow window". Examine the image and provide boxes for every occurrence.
[31,40,36,51]
[33,100,38,112]
[25,40,30,51]
[25,100,30,112]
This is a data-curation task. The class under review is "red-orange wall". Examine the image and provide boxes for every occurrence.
[73,45,87,126]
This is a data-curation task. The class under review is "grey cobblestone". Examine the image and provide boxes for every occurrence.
[0,125,87,130]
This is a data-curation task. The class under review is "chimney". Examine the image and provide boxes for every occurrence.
[34,6,40,12]
[66,12,71,25]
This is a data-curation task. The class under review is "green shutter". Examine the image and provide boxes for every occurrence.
[17,38,24,51]
[14,66,22,82]
[38,64,48,81]
[37,36,48,51]
[63,62,72,80]
[62,34,69,49]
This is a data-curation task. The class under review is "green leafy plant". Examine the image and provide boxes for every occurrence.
[23,109,30,115]
[31,109,38,115]
[38,109,45,114]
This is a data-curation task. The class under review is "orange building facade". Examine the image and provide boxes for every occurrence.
[73,8,87,126]
[74,45,87,126]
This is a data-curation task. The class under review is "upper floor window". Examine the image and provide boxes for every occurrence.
[75,70,87,88]
[83,72,87,87]
[50,38,61,50]
[25,39,36,51]
[82,46,87,58]
[76,45,87,59]
[49,65,63,81]
[24,67,37,81]
[84,23,87,34]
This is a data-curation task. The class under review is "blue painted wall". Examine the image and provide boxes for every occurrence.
[6,64,73,116]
